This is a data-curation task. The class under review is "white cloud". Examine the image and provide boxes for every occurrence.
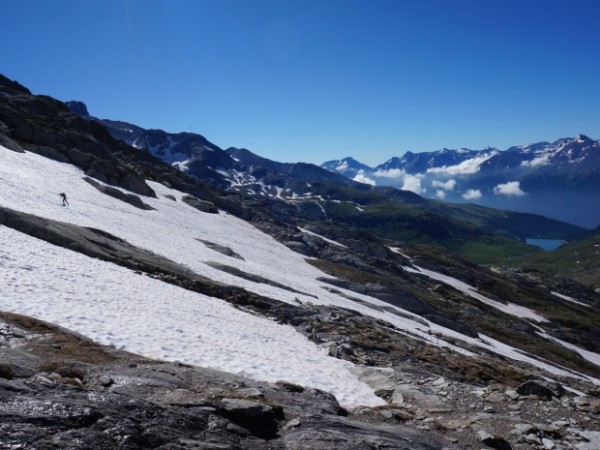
[521,154,550,167]
[402,174,425,195]
[373,168,406,178]
[427,152,497,175]
[462,189,482,200]
[431,179,457,191]
[493,181,526,197]
[435,190,446,199]
[353,170,376,186]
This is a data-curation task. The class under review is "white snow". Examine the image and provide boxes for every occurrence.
[537,332,600,368]
[172,159,190,172]
[551,291,591,308]
[0,146,388,408]
[335,161,349,171]
[298,227,347,248]
[0,226,382,408]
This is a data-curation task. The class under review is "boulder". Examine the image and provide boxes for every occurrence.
[83,177,155,211]
[182,195,219,214]
[516,380,563,400]
[478,430,513,450]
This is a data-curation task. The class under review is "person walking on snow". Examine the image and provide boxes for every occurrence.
[59,192,69,206]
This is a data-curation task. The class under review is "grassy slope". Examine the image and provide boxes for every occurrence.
[523,231,600,289]
[313,198,545,266]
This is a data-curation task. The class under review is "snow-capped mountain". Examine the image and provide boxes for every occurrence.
[64,101,588,245]
[66,100,600,227]
[67,101,363,195]
[320,157,374,178]
[322,137,600,228]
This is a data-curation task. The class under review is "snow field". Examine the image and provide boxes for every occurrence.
[1,146,599,401]
[0,226,383,408]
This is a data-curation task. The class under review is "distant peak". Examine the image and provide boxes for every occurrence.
[575,134,592,143]
[66,101,90,117]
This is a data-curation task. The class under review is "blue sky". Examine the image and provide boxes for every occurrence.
[3,0,600,165]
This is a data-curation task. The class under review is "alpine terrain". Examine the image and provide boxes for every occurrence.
[322,138,600,228]
[1,75,600,450]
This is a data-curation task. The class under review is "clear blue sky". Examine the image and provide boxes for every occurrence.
[3,0,600,165]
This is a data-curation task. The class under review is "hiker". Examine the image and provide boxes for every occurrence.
[59,192,69,206]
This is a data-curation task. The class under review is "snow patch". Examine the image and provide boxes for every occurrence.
[298,227,347,248]
[551,291,591,308]
[403,265,548,323]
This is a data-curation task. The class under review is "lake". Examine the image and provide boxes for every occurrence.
[525,238,565,251]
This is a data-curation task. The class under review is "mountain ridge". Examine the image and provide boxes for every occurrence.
[65,100,587,251]
[322,136,600,228]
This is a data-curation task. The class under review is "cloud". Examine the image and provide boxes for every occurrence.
[401,174,425,195]
[493,181,526,197]
[435,190,446,199]
[373,168,406,178]
[353,170,376,186]
[521,154,550,167]
[462,189,482,200]
[427,152,497,175]
[431,179,457,191]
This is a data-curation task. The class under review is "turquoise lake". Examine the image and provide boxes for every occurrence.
[525,238,564,251]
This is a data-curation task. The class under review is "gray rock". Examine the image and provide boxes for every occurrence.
[574,396,600,414]
[524,433,542,444]
[236,387,264,399]
[196,239,245,260]
[99,375,114,387]
[505,389,520,400]
[574,430,600,450]
[182,195,219,214]
[478,430,513,450]
[83,176,155,210]
[516,380,562,400]
[512,423,537,435]
[220,398,274,417]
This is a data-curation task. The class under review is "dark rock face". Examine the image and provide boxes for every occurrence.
[196,239,245,260]
[181,195,219,214]
[83,177,155,210]
[516,380,564,400]
[205,262,315,297]
[66,100,90,117]
[0,74,31,94]
[0,80,157,198]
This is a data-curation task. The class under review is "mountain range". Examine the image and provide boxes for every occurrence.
[322,137,600,228]
[66,101,600,230]
[1,75,600,448]
[66,101,588,260]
